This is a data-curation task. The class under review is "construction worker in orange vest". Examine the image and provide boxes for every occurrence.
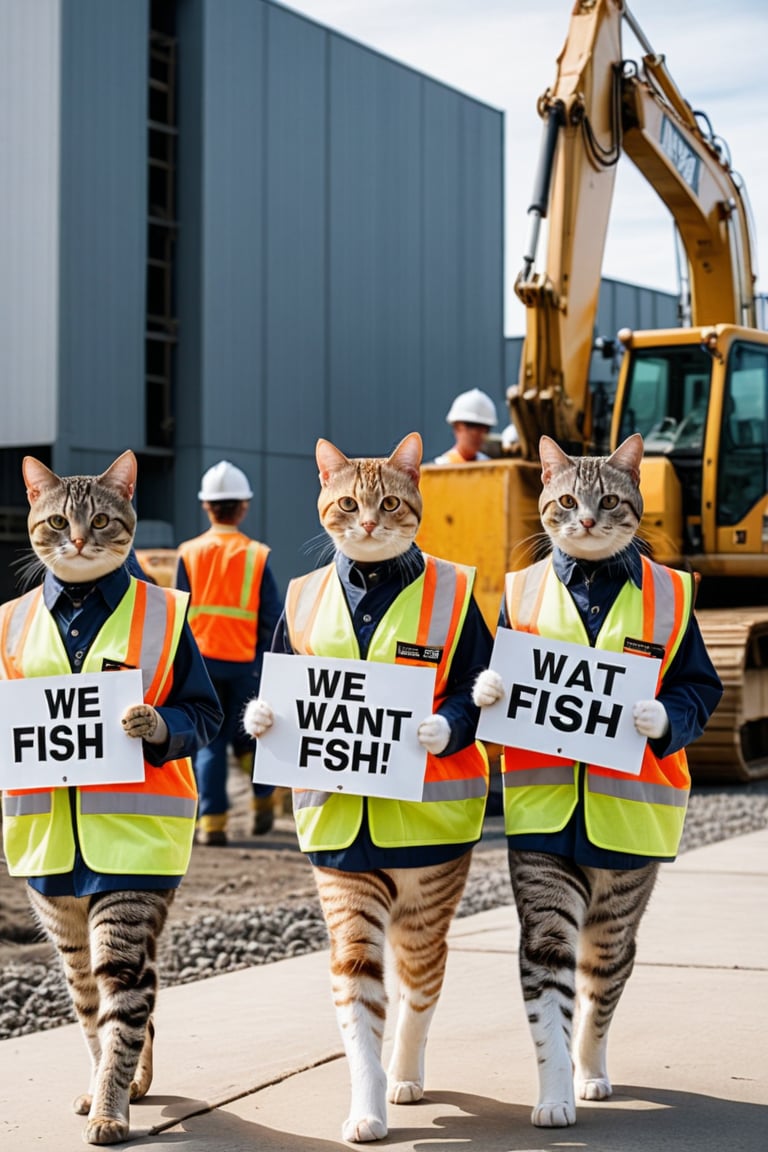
[434,388,498,464]
[175,461,284,846]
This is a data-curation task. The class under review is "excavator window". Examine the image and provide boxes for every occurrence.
[617,346,711,456]
[716,343,768,526]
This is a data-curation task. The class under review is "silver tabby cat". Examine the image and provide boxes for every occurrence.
[506,433,658,1127]
[245,432,481,1142]
[9,451,173,1146]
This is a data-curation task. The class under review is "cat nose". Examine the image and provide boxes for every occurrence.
[361,521,376,535]
[72,538,86,552]
[580,518,596,529]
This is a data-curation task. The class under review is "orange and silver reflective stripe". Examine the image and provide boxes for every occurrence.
[3,793,53,816]
[502,766,575,788]
[79,793,197,818]
[587,773,688,808]
[287,567,335,655]
[422,776,487,802]
[0,589,43,678]
[506,559,550,630]
[292,789,333,810]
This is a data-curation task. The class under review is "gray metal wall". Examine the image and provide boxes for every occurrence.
[0,0,504,601]
[173,0,504,590]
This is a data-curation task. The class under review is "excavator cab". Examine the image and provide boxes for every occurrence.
[612,324,768,582]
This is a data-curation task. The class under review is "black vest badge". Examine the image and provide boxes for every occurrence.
[395,641,443,664]
[623,637,665,660]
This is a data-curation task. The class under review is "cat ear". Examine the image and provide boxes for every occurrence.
[316,439,350,487]
[607,434,644,485]
[98,450,137,500]
[22,457,60,506]
[538,436,572,484]
[387,432,422,482]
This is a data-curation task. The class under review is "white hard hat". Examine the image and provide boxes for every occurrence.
[198,460,253,501]
[501,422,519,450]
[445,388,498,427]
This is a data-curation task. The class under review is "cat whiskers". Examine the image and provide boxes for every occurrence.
[11,549,47,591]
[302,532,337,568]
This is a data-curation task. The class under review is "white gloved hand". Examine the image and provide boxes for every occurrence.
[417,714,451,755]
[243,698,275,739]
[472,669,505,708]
[121,704,168,745]
[633,699,669,740]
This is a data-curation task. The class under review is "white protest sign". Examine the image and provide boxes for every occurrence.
[0,670,146,789]
[253,653,436,800]
[476,629,661,776]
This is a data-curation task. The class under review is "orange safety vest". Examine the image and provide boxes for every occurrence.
[286,556,489,851]
[0,579,197,876]
[177,527,269,662]
[500,555,694,857]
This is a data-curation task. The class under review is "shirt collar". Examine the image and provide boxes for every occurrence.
[334,544,424,592]
[551,543,643,588]
[44,565,132,614]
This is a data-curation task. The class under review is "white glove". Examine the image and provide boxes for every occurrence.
[633,699,669,740]
[472,669,505,708]
[121,704,168,745]
[417,714,451,755]
[244,698,275,739]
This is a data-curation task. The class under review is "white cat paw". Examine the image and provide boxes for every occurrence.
[388,1079,424,1104]
[417,713,451,754]
[576,1075,612,1101]
[632,699,669,739]
[472,669,505,707]
[243,698,274,738]
[342,1114,388,1142]
[532,1100,577,1128]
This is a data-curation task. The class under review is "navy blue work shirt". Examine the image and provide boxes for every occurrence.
[271,545,493,870]
[27,564,223,896]
[502,545,723,868]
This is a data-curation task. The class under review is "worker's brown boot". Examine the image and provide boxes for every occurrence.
[251,795,274,836]
[196,813,228,846]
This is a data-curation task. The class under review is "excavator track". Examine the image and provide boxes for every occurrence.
[690,608,768,782]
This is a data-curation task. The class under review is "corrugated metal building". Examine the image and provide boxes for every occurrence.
[0,0,504,599]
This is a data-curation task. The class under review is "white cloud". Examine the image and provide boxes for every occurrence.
[281,0,768,332]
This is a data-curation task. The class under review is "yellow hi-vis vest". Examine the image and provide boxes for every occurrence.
[178,528,269,662]
[501,555,694,857]
[0,579,198,877]
[285,557,489,852]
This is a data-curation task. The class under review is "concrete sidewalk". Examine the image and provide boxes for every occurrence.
[2,829,766,1151]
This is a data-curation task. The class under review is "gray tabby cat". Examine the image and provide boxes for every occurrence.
[1,452,197,1146]
[474,433,721,1127]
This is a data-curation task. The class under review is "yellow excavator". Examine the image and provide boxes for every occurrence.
[417,0,768,781]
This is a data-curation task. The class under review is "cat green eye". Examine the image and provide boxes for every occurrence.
[558,494,577,509]
[600,495,620,510]
[91,513,110,529]
[380,496,400,512]
[48,514,68,530]
[338,497,358,513]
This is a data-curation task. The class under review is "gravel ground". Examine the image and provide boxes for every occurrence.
[2,781,767,1041]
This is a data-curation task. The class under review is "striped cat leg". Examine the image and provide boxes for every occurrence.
[508,850,589,1128]
[26,890,101,1115]
[386,853,471,1104]
[84,889,174,1145]
[313,865,394,1143]
[573,863,658,1101]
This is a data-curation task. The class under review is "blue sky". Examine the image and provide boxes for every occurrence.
[280,0,768,334]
